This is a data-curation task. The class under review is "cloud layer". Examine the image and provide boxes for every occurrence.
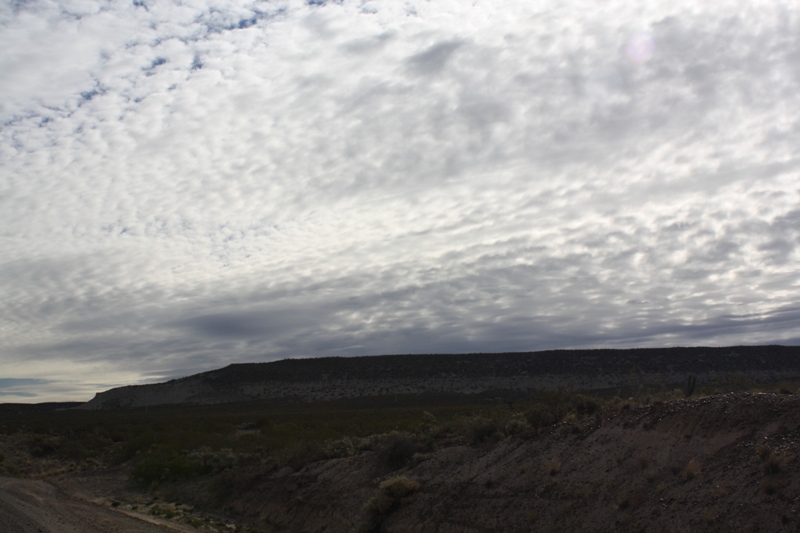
[2,0,799,401]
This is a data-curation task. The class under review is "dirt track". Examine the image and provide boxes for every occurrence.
[0,477,190,533]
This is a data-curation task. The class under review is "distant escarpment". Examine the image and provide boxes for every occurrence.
[79,345,800,410]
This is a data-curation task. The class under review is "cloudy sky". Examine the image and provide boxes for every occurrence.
[2,0,799,402]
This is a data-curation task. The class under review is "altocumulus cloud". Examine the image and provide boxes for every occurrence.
[1,0,799,401]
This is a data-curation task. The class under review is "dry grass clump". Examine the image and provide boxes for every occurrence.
[546,459,562,476]
[523,388,603,434]
[524,406,558,433]
[357,477,421,533]
[757,443,788,477]
[684,459,701,480]
[378,476,420,499]
[503,413,529,436]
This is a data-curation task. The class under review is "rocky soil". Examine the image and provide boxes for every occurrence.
[0,476,197,533]
[3,391,800,532]
[219,392,800,532]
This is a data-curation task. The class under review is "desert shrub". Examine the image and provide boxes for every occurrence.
[612,396,638,410]
[359,476,421,532]
[684,459,700,480]
[131,447,197,486]
[209,459,278,506]
[684,375,697,397]
[320,436,357,459]
[572,394,601,416]
[419,410,437,432]
[28,435,63,457]
[185,447,239,474]
[522,386,605,433]
[757,445,787,475]
[524,405,558,433]
[378,432,423,469]
[466,416,499,445]
[276,440,325,470]
[60,440,91,461]
[378,476,420,499]
[149,504,177,519]
[538,386,578,420]
[721,372,749,391]
[503,413,529,436]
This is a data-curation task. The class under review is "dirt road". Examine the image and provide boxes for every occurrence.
[0,476,191,533]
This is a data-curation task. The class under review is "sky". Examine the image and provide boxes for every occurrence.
[2,0,800,403]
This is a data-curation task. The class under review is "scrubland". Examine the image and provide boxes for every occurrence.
[1,377,799,532]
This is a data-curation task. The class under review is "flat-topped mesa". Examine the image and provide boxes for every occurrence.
[78,345,800,410]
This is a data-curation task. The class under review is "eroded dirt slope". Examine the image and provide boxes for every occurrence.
[0,476,197,533]
[226,393,799,532]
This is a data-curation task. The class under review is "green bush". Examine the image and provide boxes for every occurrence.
[378,432,424,469]
[524,405,557,433]
[276,440,325,470]
[320,436,357,459]
[503,413,529,436]
[572,394,601,416]
[28,435,63,457]
[466,417,499,444]
[185,447,239,474]
[758,444,786,476]
[131,447,197,486]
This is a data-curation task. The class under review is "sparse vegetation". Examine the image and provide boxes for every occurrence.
[684,375,697,397]
[4,377,800,484]
[357,476,421,533]
[378,432,426,469]
[757,443,787,476]
[465,416,500,444]
[684,458,701,480]
[3,362,800,532]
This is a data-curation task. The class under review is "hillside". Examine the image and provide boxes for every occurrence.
[35,391,800,532]
[80,345,800,409]
[212,392,800,532]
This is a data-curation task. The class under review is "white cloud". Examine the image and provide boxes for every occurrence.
[1,0,800,401]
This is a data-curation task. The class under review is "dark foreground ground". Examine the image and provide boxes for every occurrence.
[0,476,192,533]
[3,391,799,532]
[212,392,800,532]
